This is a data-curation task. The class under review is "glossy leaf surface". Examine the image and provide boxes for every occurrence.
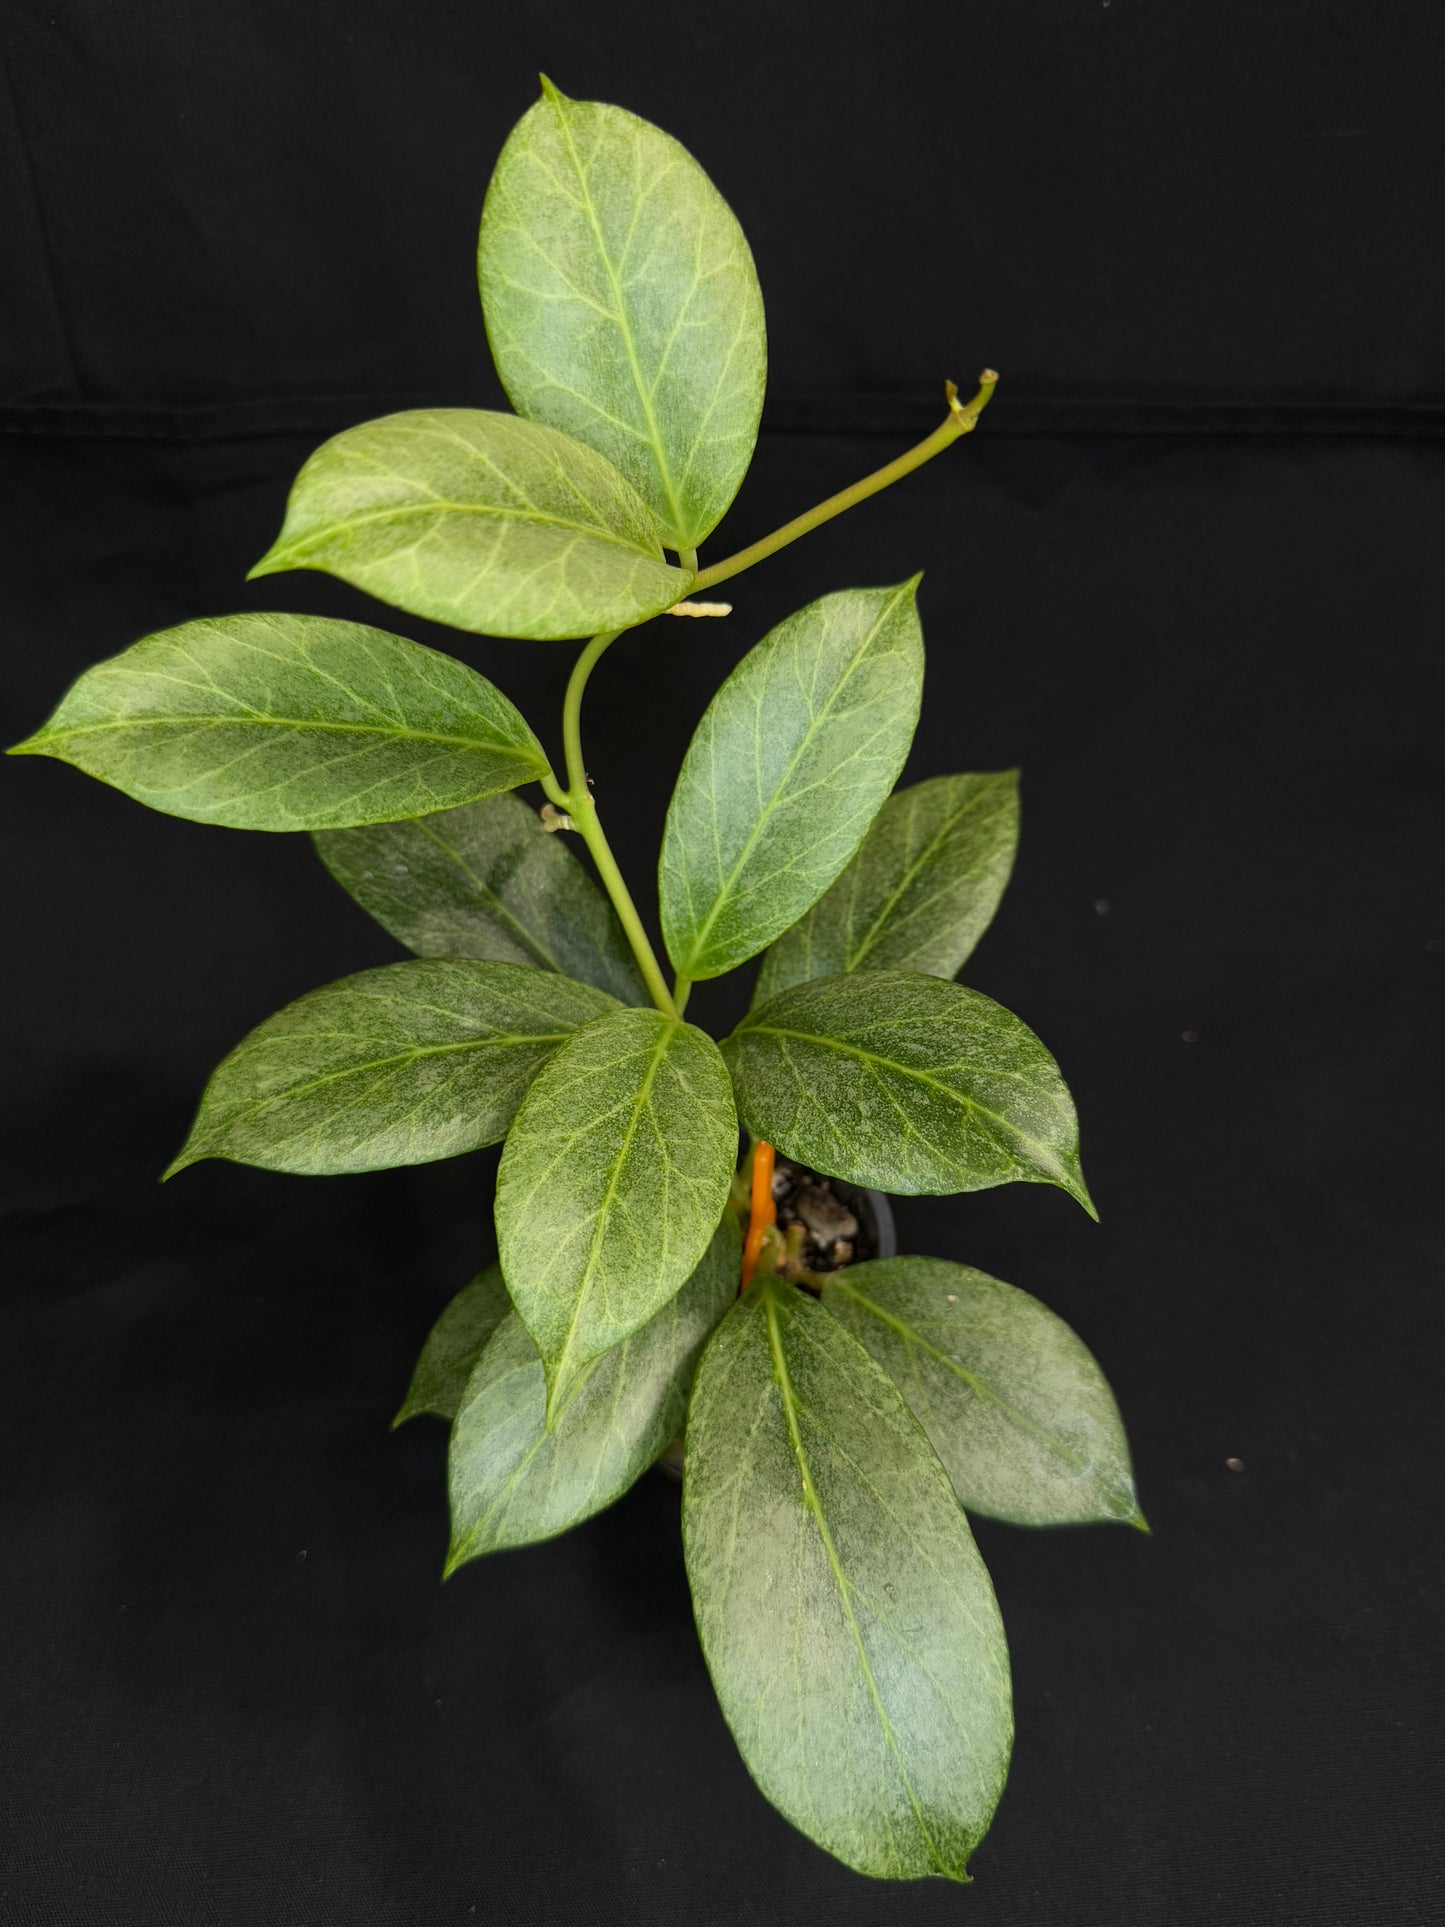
[480,80,765,551]
[167,961,616,1178]
[823,1259,1142,1527]
[754,770,1019,1005]
[314,792,648,1006]
[683,1277,1012,1882]
[249,410,692,640]
[661,583,924,982]
[496,1007,737,1417]
[394,1264,511,1427]
[9,613,548,830]
[723,970,1093,1206]
[446,1215,737,1567]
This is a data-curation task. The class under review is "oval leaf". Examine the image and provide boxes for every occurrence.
[823,1259,1143,1528]
[496,1007,737,1418]
[660,583,925,982]
[166,960,617,1178]
[314,793,648,1006]
[480,79,766,551]
[683,1277,1013,1883]
[9,613,548,830]
[394,1264,512,1427]
[723,970,1094,1207]
[248,410,692,641]
[446,1214,737,1568]
[754,770,1020,1006]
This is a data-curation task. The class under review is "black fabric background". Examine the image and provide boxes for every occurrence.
[2,5,1442,1923]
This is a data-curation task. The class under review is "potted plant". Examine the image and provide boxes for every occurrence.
[11,79,1143,1885]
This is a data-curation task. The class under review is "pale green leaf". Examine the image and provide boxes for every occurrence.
[393,1264,512,1427]
[8,613,548,830]
[683,1276,1012,1883]
[249,410,692,640]
[314,792,648,1006]
[823,1259,1143,1528]
[479,79,766,551]
[446,1214,737,1567]
[723,969,1093,1208]
[660,583,924,982]
[166,960,617,1178]
[496,1007,737,1418]
[754,770,1020,1006]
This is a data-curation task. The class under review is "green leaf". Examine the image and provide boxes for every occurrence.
[313,793,648,1006]
[496,1007,738,1418]
[393,1263,511,1427]
[9,613,548,830]
[479,78,766,552]
[446,1214,737,1568]
[683,1276,1012,1883]
[660,583,925,982]
[166,960,617,1178]
[248,410,692,641]
[822,1259,1143,1528]
[754,770,1020,1006]
[723,969,1094,1208]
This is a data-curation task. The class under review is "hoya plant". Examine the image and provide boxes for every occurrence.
[12,81,1143,1885]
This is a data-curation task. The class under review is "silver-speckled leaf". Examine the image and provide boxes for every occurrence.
[249,410,691,640]
[446,1214,737,1567]
[480,80,765,551]
[822,1258,1143,1528]
[166,960,617,1178]
[9,614,549,830]
[683,1277,1013,1883]
[754,770,1019,1005]
[496,1007,737,1419]
[394,1264,512,1427]
[660,583,924,982]
[314,793,648,1006]
[723,969,1093,1207]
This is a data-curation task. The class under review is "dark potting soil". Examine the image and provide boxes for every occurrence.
[768,1156,881,1274]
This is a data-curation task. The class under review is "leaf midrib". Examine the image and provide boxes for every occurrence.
[40,714,539,755]
[826,1276,1090,1476]
[761,1285,947,1876]
[736,1019,1068,1182]
[454,1340,605,1558]
[265,496,672,566]
[411,817,560,971]
[547,91,688,542]
[213,1029,575,1122]
[548,1017,677,1400]
[679,585,912,974]
[845,783,1006,971]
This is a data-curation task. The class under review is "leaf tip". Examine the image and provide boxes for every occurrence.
[244,545,290,582]
[442,1528,484,1580]
[160,1147,200,1183]
[932,1851,974,1885]
[1066,1165,1099,1221]
[538,73,567,105]
[1128,1505,1151,1536]
[6,731,47,759]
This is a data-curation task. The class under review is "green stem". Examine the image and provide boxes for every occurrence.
[544,631,679,1020]
[538,374,1000,1027]
[689,371,998,598]
[558,630,619,801]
